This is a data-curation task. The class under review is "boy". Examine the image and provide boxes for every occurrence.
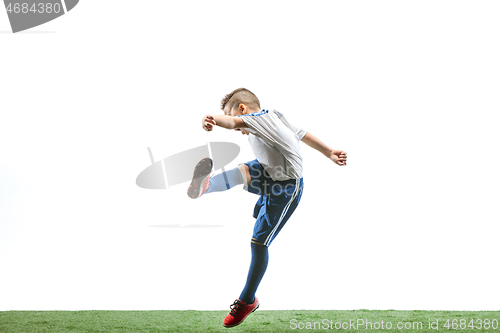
[187,88,347,328]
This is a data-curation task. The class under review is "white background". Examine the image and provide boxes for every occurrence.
[1,1,499,311]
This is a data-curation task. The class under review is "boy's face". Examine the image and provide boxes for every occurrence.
[224,104,250,135]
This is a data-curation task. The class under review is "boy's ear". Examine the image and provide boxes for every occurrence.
[239,103,247,114]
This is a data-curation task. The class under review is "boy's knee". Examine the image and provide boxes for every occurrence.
[251,240,267,247]
[238,164,251,187]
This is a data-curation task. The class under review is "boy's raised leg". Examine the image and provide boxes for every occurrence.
[187,160,250,199]
[204,166,243,194]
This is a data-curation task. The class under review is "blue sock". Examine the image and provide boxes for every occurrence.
[239,242,269,304]
[205,167,243,194]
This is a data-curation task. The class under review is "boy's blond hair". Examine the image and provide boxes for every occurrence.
[221,88,261,111]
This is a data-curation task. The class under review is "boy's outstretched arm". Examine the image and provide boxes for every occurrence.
[202,115,247,131]
[301,132,347,166]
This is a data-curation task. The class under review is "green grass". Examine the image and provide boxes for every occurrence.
[1,310,499,332]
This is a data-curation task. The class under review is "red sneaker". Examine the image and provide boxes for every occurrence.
[222,297,260,328]
[187,158,212,199]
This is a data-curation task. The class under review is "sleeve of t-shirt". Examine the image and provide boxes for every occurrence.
[274,110,307,140]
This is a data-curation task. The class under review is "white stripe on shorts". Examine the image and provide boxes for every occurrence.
[264,178,300,246]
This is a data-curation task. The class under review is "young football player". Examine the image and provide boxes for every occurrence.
[188,88,347,328]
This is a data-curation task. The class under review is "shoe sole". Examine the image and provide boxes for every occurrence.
[187,158,213,199]
[222,303,260,328]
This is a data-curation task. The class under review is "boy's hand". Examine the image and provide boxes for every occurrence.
[202,115,216,131]
[330,150,347,166]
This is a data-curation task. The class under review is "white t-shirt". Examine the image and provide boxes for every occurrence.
[238,109,306,181]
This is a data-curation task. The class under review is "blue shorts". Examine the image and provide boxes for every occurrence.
[243,159,304,247]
